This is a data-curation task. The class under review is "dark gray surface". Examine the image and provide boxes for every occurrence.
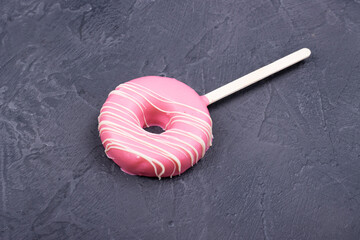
[1,0,360,239]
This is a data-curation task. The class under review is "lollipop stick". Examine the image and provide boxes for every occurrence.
[204,48,311,105]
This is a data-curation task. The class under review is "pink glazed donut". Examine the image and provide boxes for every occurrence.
[98,76,213,179]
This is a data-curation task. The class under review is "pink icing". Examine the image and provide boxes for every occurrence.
[98,76,213,178]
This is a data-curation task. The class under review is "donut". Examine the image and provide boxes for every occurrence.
[98,76,213,179]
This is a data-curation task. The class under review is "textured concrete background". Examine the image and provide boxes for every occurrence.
[0,0,360,239]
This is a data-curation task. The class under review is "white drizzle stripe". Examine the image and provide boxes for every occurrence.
[118,86,213,146]
[100,119,191,154]
[166,121,211,147]
[103,101,141,125]
[110,90,146,109]
[103,123,193,162]
[166,118,211,143]
[161,134,199,166]
[165,114,211,131]
[99,112,140,129]
[100,119,196,166]
[109,90,148,127]
[166,129,206,157]
[116,86,212,142]
[105,145,164,179]
[100,106,139,126]
[100,121,193,168]
[100,118,196,161]
[102,131,177,178]
[119,84,212,130]
[100,126,182,173]
[125,82,212,123]
[103,138,177,177]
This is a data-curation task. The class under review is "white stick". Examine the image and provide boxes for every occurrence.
[204,48,311,105]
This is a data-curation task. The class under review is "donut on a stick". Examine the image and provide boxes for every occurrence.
[99,48,311,178]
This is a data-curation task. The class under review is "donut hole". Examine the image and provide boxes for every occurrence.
[143,125,165,134]
[142,104,171,134]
